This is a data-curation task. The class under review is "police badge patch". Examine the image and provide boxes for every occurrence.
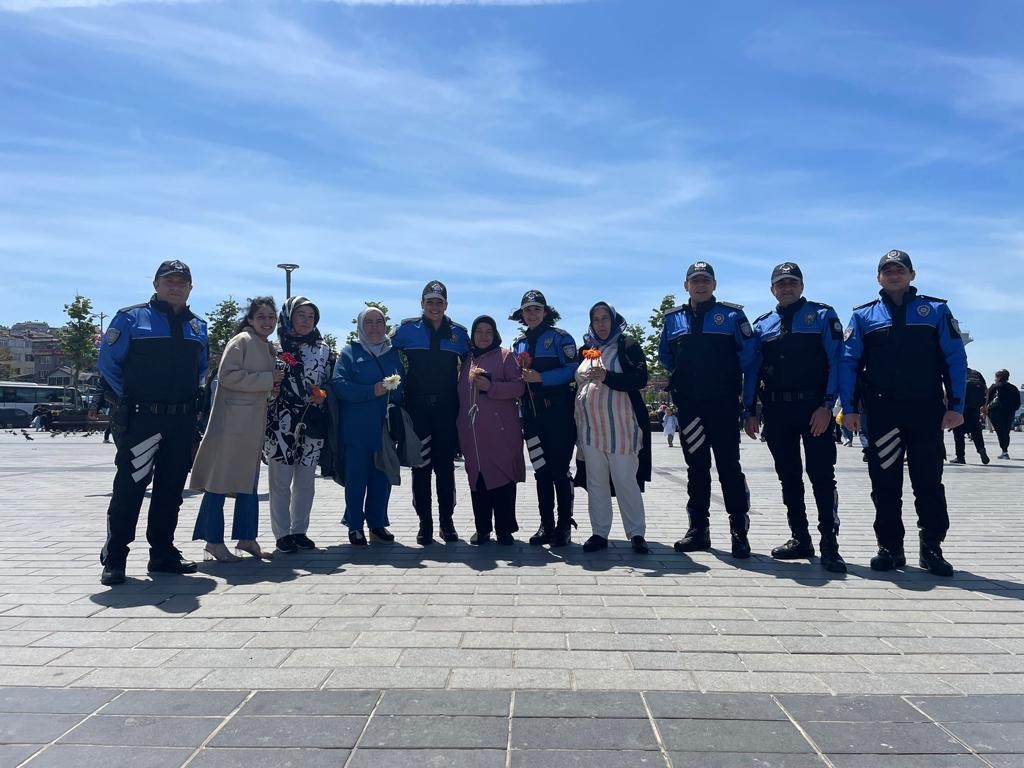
[189,319,201,335]
[740,321,753,338]
[831,319,844,340]
[105,327,121,346]
[805,312,815,326]
[713,314,725,326]
[544,336,554,349]
[844,327,854,342]
[564,343,577,360]
[917,305,931,317]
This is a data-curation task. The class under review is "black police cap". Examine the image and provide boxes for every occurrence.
[685,261,715,280]
[520,289,547,309]
[878,249,913,273]
[422,280,448,301]
[154,260,192,282]
[771,262,803,284]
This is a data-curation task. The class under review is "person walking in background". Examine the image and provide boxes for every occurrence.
[390,281,469,545]
[840,249,966,577]
[659,262,758,559]
[662,407,679,447]
[333,306,404,546]
[987,369,1020,460]
[950,368,990,465]
[190,297,282,563]
[265,297,334,553]
[744,262,847,573]
[457,316,525,546]
[575,302,651,554]
[511,290,580,548]
[97,260,208,586]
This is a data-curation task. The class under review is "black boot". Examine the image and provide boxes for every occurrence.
[439,519,459,543]
[674,526,711,553]
[416,523,434,546]
[100,565,126,586]
[771,532,815,560]
[551,526,572,548]
[818,535,847,574]
[870,545,906,571]
[730,530,751,559]
[529,525,553,546]
[919,540,954,577]
[582,535,607,552]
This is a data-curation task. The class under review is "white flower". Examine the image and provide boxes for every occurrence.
[382,374,401,391]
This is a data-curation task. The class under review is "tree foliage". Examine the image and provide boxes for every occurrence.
[321,332,339,352]
[59,294,99,387]
[347,301,391,343]
[206,296,242,357]
[0,347,13,380]
[643,294,676,380]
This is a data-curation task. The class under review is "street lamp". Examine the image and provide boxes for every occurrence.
[276,263,300,299]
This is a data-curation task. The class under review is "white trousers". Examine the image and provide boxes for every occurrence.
[581,444,646,539]
[268,460,317,539]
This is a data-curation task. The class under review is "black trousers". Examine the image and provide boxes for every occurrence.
[991,413,1013,453]
[471,475,518,537]
[953,408,987,460]
[524,406,575,531]
[864,397,949,548]
[675,399,749,532]
[408,402,458,528]
[101,410,194,568]
[763,401,839,538]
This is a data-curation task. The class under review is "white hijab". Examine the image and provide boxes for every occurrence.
[357,307,391,357]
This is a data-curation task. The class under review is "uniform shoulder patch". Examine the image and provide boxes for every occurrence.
[449,320,467,331]
[718,301,744,311]
[852,299,879,310]
[739,321,754,339]
[104,327,122,346]
[400,317,420,325]
[117,302,148,314]
[918,294,948,304]
[665,304,687,315]
[806,300,834,311]
[550,326,570,336]
[753,310,773,324]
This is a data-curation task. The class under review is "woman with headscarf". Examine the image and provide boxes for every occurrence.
[265,296,335,554]
[510,290,580,548]
[574,301,652,554]
[456,316,526,545]
[331,306,404,546]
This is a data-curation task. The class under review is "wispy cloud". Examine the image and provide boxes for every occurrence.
[2,0,585,10]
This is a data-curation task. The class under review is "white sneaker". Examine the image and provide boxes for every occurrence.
[998,452,1010,460]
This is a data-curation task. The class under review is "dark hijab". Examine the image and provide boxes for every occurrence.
[470,315,502,358]
[584,301,628,349]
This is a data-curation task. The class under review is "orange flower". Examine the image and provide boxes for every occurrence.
[310,386,327,399]
[582,348,602,360]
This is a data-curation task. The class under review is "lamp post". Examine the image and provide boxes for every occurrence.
[276,263,300,299]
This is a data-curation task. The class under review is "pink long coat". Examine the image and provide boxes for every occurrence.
[456,347,526,490]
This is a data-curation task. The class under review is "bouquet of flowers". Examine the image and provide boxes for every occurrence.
[516,351,537,416]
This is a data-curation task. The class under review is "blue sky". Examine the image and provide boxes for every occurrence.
[2,0,1022,379]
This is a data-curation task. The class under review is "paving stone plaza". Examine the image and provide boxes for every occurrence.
[1,430,1023,767]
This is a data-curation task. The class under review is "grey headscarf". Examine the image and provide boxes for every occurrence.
[357,307,391,357]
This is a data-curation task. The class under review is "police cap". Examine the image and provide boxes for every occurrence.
[771,261,803,284]
[154,260,192,282]
[685,261,715,280]
[520,289,547,310]
[878,249,913,273]
[422,280,448,302]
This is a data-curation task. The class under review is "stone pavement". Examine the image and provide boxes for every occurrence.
[1,429,1023,766]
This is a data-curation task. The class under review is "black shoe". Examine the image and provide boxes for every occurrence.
[369,527,395,543]
[440,525,459,543]
[416,525,434,546]
[948,457,965,465]
[551,528,572,548]
[981,453,991,465]
[497,533,515,546]
[771,536,815,560]
[529,526,553,546]
[582,535,607,552]
[631,536,650,554]
[819,546,848,574]
[276,535,298,554]
[100,566,125,586]
[147,553,197,575]
[348,529,368,547]
[870,546,907,571]
[919,542,954,577]
[674,527,711,553]
[291,533,316,549]
[730,531,751,559]
[470,531,491,545]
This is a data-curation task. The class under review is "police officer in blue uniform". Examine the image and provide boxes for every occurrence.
[743,262,846,573]
[390,281,470,545]
[510,290,579,547]
[840,249,966,576]
[98,260,209,586]
[659,262,757,558]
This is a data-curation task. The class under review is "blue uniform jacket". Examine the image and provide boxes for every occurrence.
[332,342,405,450]
[839,287,967,415]
[744,298,843,413]
[98,297,208,403]
[510,326,579,388]
[658,298,758,413]
[390,315,469,404]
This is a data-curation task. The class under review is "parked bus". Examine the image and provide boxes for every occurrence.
[0,381,82,428]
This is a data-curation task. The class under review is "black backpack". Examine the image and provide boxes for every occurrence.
[964,370,987,410]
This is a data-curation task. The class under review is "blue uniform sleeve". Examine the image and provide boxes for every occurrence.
[540,332,580,386]
[821,307,843,410]
[839,312,863,414]
[98,311,135,398]
[455,325,470,359]
[937,304,967,413]
[742,326,762,417]
[197,322,209,388]
[389,322,412,351]
[734,312,758,417]
[658,324,675,376]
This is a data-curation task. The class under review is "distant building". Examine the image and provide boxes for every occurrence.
[0,322,65,382]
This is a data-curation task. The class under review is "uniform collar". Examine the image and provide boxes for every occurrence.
[688,296,717,315]
[879,286,917,308]
[776,296,807,316]
[149,294,194,320]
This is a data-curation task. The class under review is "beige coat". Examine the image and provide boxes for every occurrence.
[189,327,276,496]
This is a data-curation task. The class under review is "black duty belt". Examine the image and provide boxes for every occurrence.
[763,390,821,404]
[129,401,195,415]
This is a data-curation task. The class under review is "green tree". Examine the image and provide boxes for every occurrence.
[321,332,339,352]
[643,294,676,379]
[206,297,242,357]
[347,301,391,343]
[625,323,647,344]
[59,294,99,393]
[0,347,13,379]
